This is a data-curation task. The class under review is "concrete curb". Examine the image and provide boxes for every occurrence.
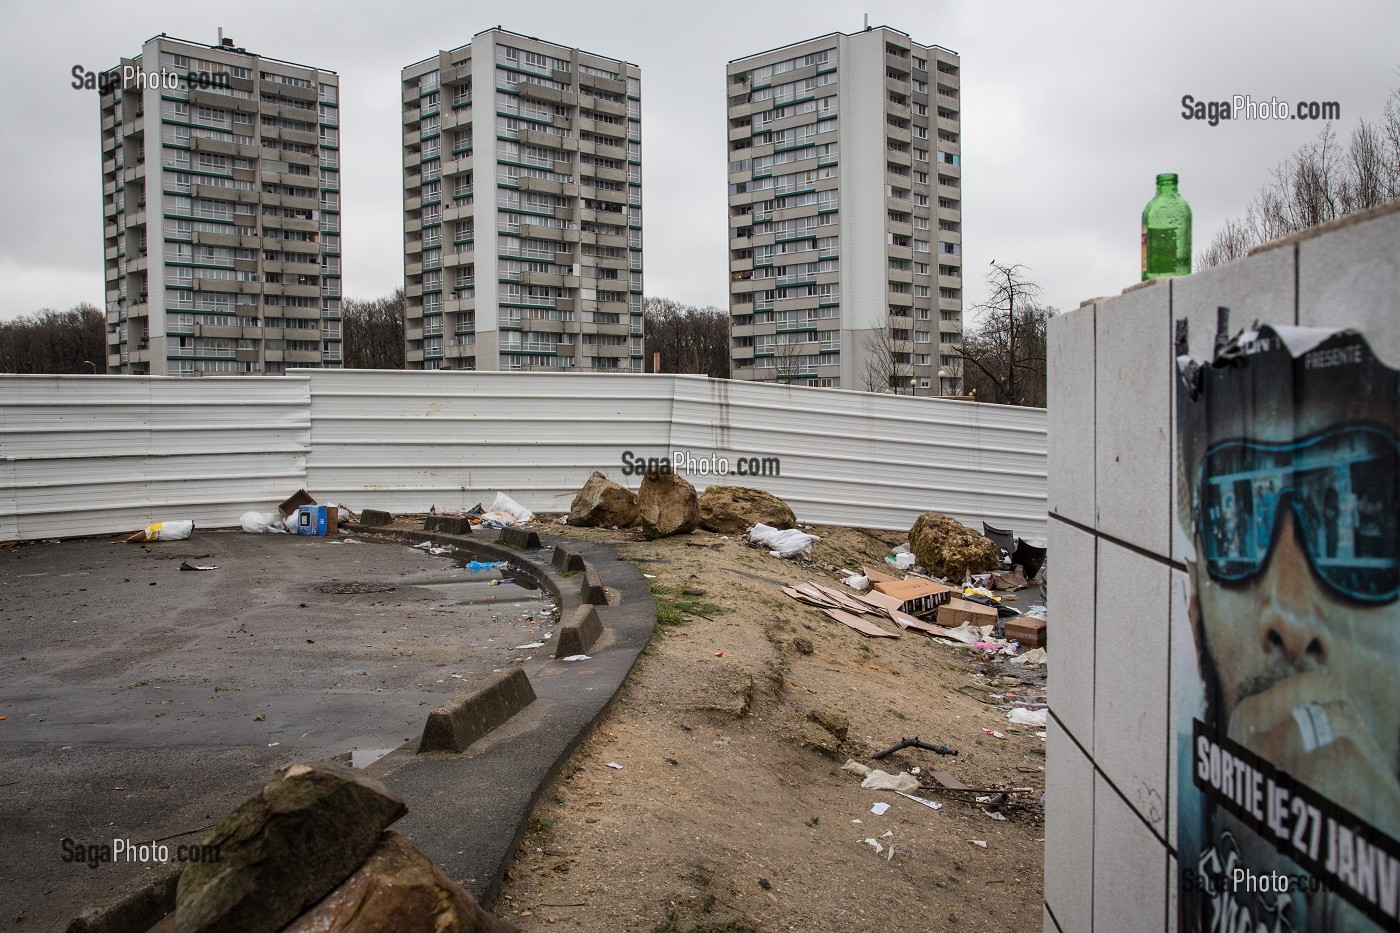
[554,605,602,659]
[497,527,541,550]
[551,545,585,574]
[418,669,538,754]
[581,565,608,605]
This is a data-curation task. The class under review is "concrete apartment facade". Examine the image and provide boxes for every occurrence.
[99,34,343,375]
[726,27,963,395]
[401,28,643,372]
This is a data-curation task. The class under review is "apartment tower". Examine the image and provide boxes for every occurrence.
[726,27,962,394]
[99,34,342,375]
[401,28,643,371]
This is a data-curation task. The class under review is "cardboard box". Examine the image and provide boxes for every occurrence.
[295,505,338,536]
[871,578,955,617]
[935,596,999,628]
[1004,617,1047,649]
[278,488,317,518]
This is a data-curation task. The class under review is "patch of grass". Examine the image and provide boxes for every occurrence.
[651,584,722,628]
[805,815,820,828]
[527,813,555,838]
[128,679,150,688]
[891,709,907,720]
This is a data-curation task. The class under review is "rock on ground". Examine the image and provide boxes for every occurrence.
[174,762,407,933]
[568,471,639,528]
[697,485,796,535]
[283,831,517,933]
[637,471,700,539]
[907,511,1000,582]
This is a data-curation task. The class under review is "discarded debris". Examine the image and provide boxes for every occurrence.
[179,561,218,571]
[842,759,873,777]
[464,560,508,573]
[1009,647,1047,667]
[981,808,1008,821]
[606,762,623,770]
[240,511,288,534]
[872,737,958,760]
[560,654,592,662]
[861,770,920,793]
[870,802,890,816]
[748,523,820,560]
[1006,708,1048,727]
[841,572,871,591]
[126,520,195,543]
[480,492,535,528]
[982,729,1006,739]
[895,791,943,811]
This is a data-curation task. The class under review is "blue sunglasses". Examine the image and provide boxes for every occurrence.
[1194,424,1399,605]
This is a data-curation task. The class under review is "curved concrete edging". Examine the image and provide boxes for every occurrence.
[346,525,657,906]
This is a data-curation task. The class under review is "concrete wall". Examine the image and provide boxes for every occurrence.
[1043,200,1400,932]
[1,371,1046,541]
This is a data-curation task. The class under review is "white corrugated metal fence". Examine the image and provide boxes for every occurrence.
[0,371,1046,541]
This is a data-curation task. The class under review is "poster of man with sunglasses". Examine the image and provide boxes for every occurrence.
[1174,318,1400,932]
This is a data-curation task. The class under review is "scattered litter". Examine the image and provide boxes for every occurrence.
[851,819,862,824]
[412,542,453,556]
[873,737,958,759]
[178,561,218,571]
[127,520,195,543]
[748,523,820,560]
[841,759,872,777]
[464,560,508,573]
[514,642,546,650]
[861,770,920,793]
[981,808,1008,821]
[820,607,900,639]
[880,830,894,839]
[870,802,891,816]
[268,742,280,747]
[863,838,885,855]
[478,492,534,527]
[841,572,871,591]
[1009,647,1047,667]
[643,573,657,579]
[982,729,1006,739]
[240,511,287,534]
[1006,708,1048,727]
[606,762,623,770]
[971,840,988,848]
[895,791,943,811]
[560,654,592,662]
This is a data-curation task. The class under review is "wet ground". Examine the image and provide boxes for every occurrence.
[0,530,552,931]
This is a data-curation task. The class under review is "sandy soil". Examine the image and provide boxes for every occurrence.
[493,521,1047,933]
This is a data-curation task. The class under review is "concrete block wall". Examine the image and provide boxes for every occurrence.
[1043,200,1400,932]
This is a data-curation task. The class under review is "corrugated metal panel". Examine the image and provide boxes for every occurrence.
[1,372,1046,542]
[0,376,310,540]
[668,377,1048,540]
[304,370,674,516]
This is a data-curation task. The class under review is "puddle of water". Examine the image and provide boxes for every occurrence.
[352,747,395,768]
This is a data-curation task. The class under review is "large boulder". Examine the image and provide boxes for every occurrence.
[698,485,796,535]
[568,471,639,528]
[283,832,516,933]
[907,511,1000,582]
[174,762,407,933]
[637,470,700,539]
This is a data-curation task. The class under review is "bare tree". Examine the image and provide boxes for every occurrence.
[958,262,1050,406]
[0,304,105,374]
[1200,77,1400,267]
[858,323,915,394]
[342,288,406,369]
[643,297,729,378]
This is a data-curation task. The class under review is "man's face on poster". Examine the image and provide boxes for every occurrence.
[1189,380,1400,830]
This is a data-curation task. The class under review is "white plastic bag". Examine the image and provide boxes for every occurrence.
[842,572,871,591]
[240,511,287,534]
[748,522,820,559]
[1007,707,1049,727]
[860,769,921,793]
[132,520,194,542]
[479,491,534,526]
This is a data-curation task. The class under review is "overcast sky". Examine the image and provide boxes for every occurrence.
[1,0,1396,325]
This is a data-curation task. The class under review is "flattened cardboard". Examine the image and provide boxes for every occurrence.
[819,607,900,638]
[862,565,903,585]
[935,596,999,628]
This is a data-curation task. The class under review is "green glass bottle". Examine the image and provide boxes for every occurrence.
[1141,173,1192,280]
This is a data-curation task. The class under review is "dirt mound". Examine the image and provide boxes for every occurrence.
[908,511,1000,581]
